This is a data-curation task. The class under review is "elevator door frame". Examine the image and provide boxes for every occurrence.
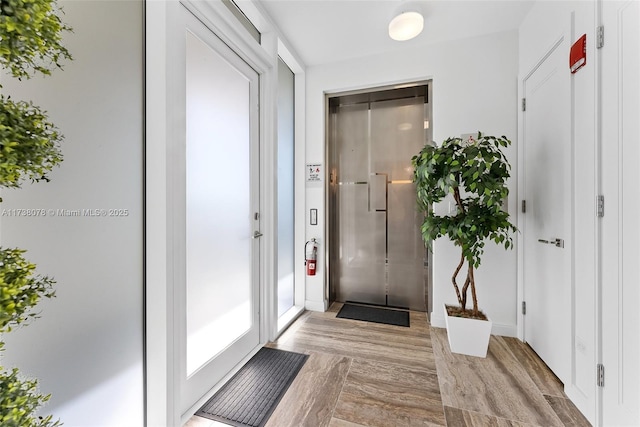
[325,81,433,314]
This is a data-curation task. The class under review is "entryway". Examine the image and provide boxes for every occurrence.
[327,83,433,312]
[166,2,264,420]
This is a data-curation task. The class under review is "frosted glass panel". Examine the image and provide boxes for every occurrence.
[277,58,295,317]
[185,31,252,375]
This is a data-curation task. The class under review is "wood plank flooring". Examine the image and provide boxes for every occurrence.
[188,303,590,427]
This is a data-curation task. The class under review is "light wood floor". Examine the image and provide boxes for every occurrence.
[187,302,591,427]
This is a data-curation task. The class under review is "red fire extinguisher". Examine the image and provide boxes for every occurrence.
[305,238,318,276]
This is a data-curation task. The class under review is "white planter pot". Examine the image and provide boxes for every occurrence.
[443,304,493,358]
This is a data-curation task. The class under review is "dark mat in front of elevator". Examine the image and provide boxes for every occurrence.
[336,303,410,327]
[196,347,308,427]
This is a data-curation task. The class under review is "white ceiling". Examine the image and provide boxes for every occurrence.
[255,0,536,66]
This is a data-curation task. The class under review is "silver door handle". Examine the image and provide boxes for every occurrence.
[252,231,263,239]
[538,237,564,248]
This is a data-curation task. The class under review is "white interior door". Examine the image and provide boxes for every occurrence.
[173,5,261,416]
[601,1,640,425]
[522,38,571,385]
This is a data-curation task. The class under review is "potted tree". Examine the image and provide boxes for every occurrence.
[412,132,517,357]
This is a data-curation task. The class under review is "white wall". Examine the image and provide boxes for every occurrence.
[306,30,520,335]
[0,1,144,426]
[518,1,597,422]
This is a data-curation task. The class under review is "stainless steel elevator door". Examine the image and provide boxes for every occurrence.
[330,94,428,311]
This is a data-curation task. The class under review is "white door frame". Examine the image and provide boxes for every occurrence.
[145,1,276,425]
[599,1,640,425]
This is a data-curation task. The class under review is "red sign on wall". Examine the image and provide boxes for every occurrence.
[570,34,587,74]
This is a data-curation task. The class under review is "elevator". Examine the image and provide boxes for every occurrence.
[327,83,432,312]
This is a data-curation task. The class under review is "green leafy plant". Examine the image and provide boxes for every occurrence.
[412,132,517,319]
[0,96,63,190]
[0,0,70,425]
[0,0,72,80]
[0,367,60,427]
[0,248,56,333]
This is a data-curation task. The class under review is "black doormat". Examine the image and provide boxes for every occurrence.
[196,347,308,427]
[336,303,410,327]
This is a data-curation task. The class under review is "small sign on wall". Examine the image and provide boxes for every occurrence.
[570,34,587,74]
[306,163,323,182]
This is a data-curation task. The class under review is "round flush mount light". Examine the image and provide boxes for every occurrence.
[388,9,424,41]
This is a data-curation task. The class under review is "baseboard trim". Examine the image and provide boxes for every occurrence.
[491,323,517,337]
[564,385,594,425]
[430,311,447,329]
[305,299,327,312]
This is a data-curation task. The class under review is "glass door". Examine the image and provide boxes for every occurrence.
[176,5,261,414]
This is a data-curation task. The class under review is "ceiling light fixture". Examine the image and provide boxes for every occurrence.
[388,3,424,41]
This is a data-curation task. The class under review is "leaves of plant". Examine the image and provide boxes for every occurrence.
[0,0,72,80]
[0,247,56,333]
[412,133,518,314]
[0,366,60,427]
[0,96,63,188]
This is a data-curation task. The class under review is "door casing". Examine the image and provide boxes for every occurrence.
[600,1,640,425]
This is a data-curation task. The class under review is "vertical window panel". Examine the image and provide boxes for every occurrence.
[277,58,295,317]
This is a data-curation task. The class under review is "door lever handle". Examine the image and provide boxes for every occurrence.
[252,231,263,239]
[537,237,564,248]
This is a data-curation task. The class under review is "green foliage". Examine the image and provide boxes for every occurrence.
[0,248,56,333]
[0,96,63,189]
[0,367,60,427]
[0,0,69,424]
[0,0,72,80]
[412,132,517,314]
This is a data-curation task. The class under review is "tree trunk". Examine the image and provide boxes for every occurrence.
[468,264,479,314]
[451,252,465,307]
[453,187,466,214]
[460,269,471,311]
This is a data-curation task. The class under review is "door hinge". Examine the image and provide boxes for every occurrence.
[521,200,526,213]
[597,26,604,49]
[597,195,605,217]
[522,301,526,315]
[597,363,605,387]
[522,98,526,112]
